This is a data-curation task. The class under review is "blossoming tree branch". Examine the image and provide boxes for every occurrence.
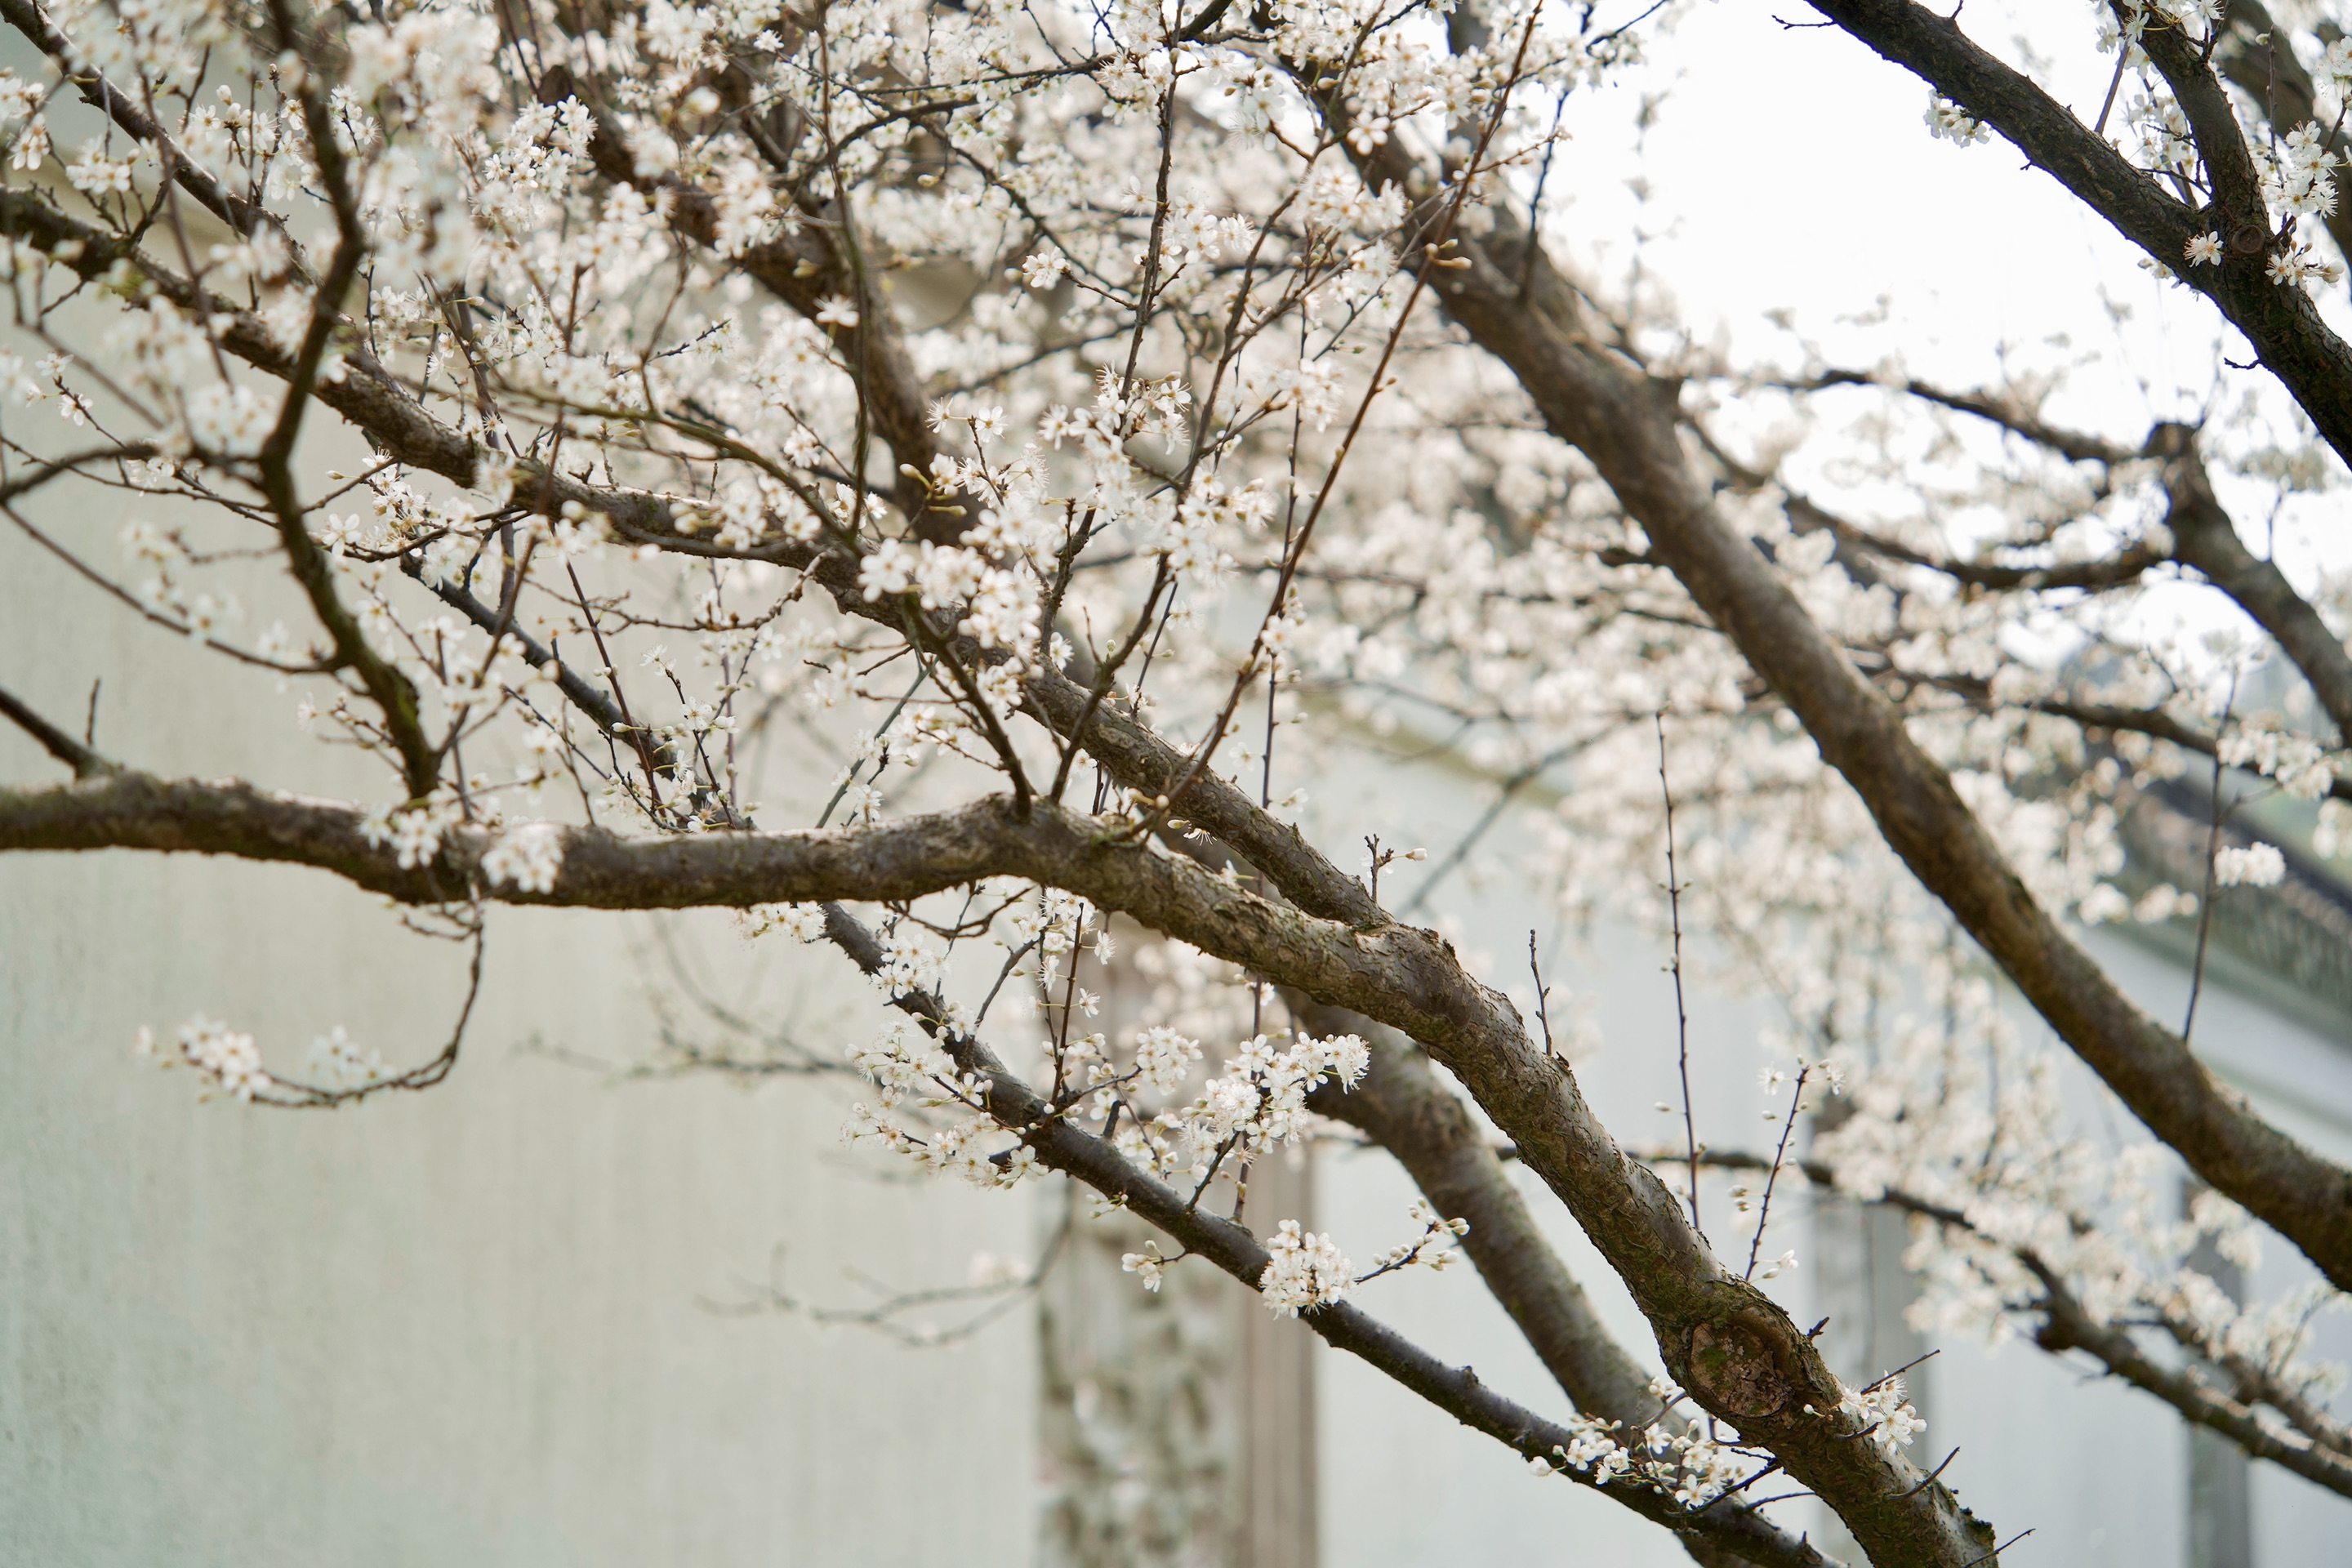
[3,0,2351,1560]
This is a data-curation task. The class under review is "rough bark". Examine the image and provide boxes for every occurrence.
[1365,150,2352,1301]
[1675,1148,2352,1501]
[817,905,1833,1568]
[1294,1001,1661,1429]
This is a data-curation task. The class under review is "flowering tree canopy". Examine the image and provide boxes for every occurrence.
[7,0,2352,1561]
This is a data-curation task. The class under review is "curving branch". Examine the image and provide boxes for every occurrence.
[817,905,1831,1568]
[1294,999,1663,1428]
[0,721,1819,1563]
[1801,0,2352,473]
[1,756,1981,1559]
[1699,416,2156,595]
[1796,495,2164,594]
[2149,422,2352,743]
[1653,1147,2352,1499]
[1793,369,2134,466]
[1334,105,2352,1311]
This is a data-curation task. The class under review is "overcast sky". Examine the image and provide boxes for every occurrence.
[1522,0,2352,671]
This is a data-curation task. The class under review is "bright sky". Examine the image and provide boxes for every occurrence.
[1517,0,2351,675]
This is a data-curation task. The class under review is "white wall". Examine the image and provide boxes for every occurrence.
[0,496,1042,1565]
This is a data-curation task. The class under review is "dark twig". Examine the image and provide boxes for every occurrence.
[0,682,113,777]
[1656,710,1701,1237]
[1745,1064,1811,1281]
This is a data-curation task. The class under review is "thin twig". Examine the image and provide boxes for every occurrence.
[1897,1446,1962,1499]
[1656,709,1701,1237]
[1529,931,1557,1060]
[1745,1064,1809,1281]
[2184,675,2240,1048]
[1961,1527,2033,1567]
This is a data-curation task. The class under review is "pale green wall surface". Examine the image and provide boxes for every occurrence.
[0,509,1041,1566]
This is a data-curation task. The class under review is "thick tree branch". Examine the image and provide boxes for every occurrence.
[2,760,1973,1557]
[822,907,1830,1568]
[2149,422,2352,742]
[1294,1000,1661,1428]
[1343,105,2352,1309]
[0,754,1818,1560]
[1802,0,2352,473]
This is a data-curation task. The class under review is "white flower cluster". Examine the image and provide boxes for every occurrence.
[2318,800,2352,860]
[27,0,2352,1501]
[1923,91,1988,146]
[1007,888,1102,993]
[1530,1413,1634,1484]
[1120,1239,1170,1293]
[2128,91,2196,176]
[358,794,463,870]
[1795,948,2352,1437]
[842,1018,1036,1189]
[135,1017,273,1102]
[847,1018,960,1110]
[1123,1030,1369,1183]
[2218,724,2337,800]
[1258,1219,1353,1317]
[1131,1025,1205,1095]
[479,823,565,895]
[2261,122,2342,223]
[1528,1400,1756,1508]
[1365,1200,1471,1276]
[1838,1376,1927,1459]
[875,928,948,1000]
[739,902,830,942]
[2265,236,2344,292]
[306,1026,390,1090]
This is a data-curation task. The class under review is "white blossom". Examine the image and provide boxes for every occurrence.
[2213,843,2286,888]
[1258,1219,1352,1317]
